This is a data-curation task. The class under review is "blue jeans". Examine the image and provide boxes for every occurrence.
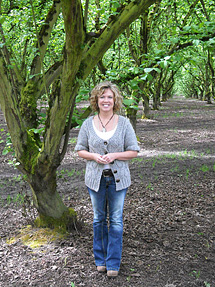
[88,175,127,271]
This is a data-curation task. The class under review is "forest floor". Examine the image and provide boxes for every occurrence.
[0,96,215,287]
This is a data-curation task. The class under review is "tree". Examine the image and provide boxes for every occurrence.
[0,0,158,229]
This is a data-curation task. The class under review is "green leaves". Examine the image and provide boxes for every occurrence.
[0,15,6,24]
[29,127,45,135]
[144,67,153,73]
[158,56,171,69]
[76,88,90,103]
[2,134,14,156]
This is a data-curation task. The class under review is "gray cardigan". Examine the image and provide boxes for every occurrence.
[75,115,140,192]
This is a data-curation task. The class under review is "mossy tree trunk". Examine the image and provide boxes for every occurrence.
[142,92,150,118]
[0,0,157,228]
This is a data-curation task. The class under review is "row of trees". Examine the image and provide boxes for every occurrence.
[0,0,214,228]
[90,0,215,128]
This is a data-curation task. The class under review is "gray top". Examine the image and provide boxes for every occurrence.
[75,115,140,191]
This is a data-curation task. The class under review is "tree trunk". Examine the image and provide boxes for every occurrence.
[162,93,168,101]
[29,169,65,217]
[127,108,137,132]
[204,72,212,104]
[0,54,77,229]
[142,93,150,118]
[28,168,76,230]
[153,90,159,110]
[153,79,162,110]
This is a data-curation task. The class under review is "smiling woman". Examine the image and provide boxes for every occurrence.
[74,81,140,277]
[98,89,114,113]
[96,89,115,132]
[90,82,123,133]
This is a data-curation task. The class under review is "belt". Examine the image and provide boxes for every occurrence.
[102,169,113,177]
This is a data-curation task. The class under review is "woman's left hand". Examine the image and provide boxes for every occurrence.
[101,153,116,163]
[102,151,138,162]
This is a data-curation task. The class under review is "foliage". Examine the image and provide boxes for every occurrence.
[89,0,215,109]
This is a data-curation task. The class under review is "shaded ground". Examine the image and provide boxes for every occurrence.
[0,96,215,287]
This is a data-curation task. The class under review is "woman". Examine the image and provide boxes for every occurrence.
[75,81,140,277]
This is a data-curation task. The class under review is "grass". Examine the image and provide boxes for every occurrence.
[146,182,154,191]
[133,149,214,186]
[152,111,185,119]
[186,168,190,179]
[131,157,144,163]
[190,270,201,279]
[69,137,77,144]
[170,164,179,172]
[57,168,84,179]
[0,188,26,207]
[199,164,210,172]
[152,158,157,168]
[0,173,32,210]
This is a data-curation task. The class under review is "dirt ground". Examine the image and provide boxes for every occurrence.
[0,96,215,287]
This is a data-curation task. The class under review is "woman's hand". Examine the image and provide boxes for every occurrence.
[93,153,108,164]
[102,151,138,162]
[101,153,116,164]
[78,150,138,163]
[78,151,108,164]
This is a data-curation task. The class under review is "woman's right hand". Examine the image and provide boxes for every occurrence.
[78,151,107,164]
[93,153,107,164]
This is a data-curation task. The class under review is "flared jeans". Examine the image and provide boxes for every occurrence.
[88,175,127,271]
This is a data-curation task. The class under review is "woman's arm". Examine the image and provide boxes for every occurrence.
[78,150,107,164]
[77,150,138,164]
[102,151,138,163]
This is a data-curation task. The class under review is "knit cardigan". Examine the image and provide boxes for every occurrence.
[74,115,140,192]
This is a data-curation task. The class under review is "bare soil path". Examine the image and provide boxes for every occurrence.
[0,96,214,287]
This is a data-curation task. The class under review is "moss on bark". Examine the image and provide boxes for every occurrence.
[34,208,77,232]
[20,131,40,174]
[20,80,38,126]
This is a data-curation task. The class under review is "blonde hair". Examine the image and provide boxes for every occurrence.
[90,81,123,113]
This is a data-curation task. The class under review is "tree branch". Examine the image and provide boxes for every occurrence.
[30,0,61,77]
[80,0,158,80]
[181,0,199,27]
[41,0,85,163]
[84,0,89,28]
[0,24,21,100]
[173,32,215,53]
[37,60,63,96]
[126,26,140,65]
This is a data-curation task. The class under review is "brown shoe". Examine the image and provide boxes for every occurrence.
[97,266,106,273]
[107,270,118,277]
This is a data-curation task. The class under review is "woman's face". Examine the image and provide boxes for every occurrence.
[98,88,115,113]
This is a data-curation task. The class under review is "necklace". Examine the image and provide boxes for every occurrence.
[98,114,114,132]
